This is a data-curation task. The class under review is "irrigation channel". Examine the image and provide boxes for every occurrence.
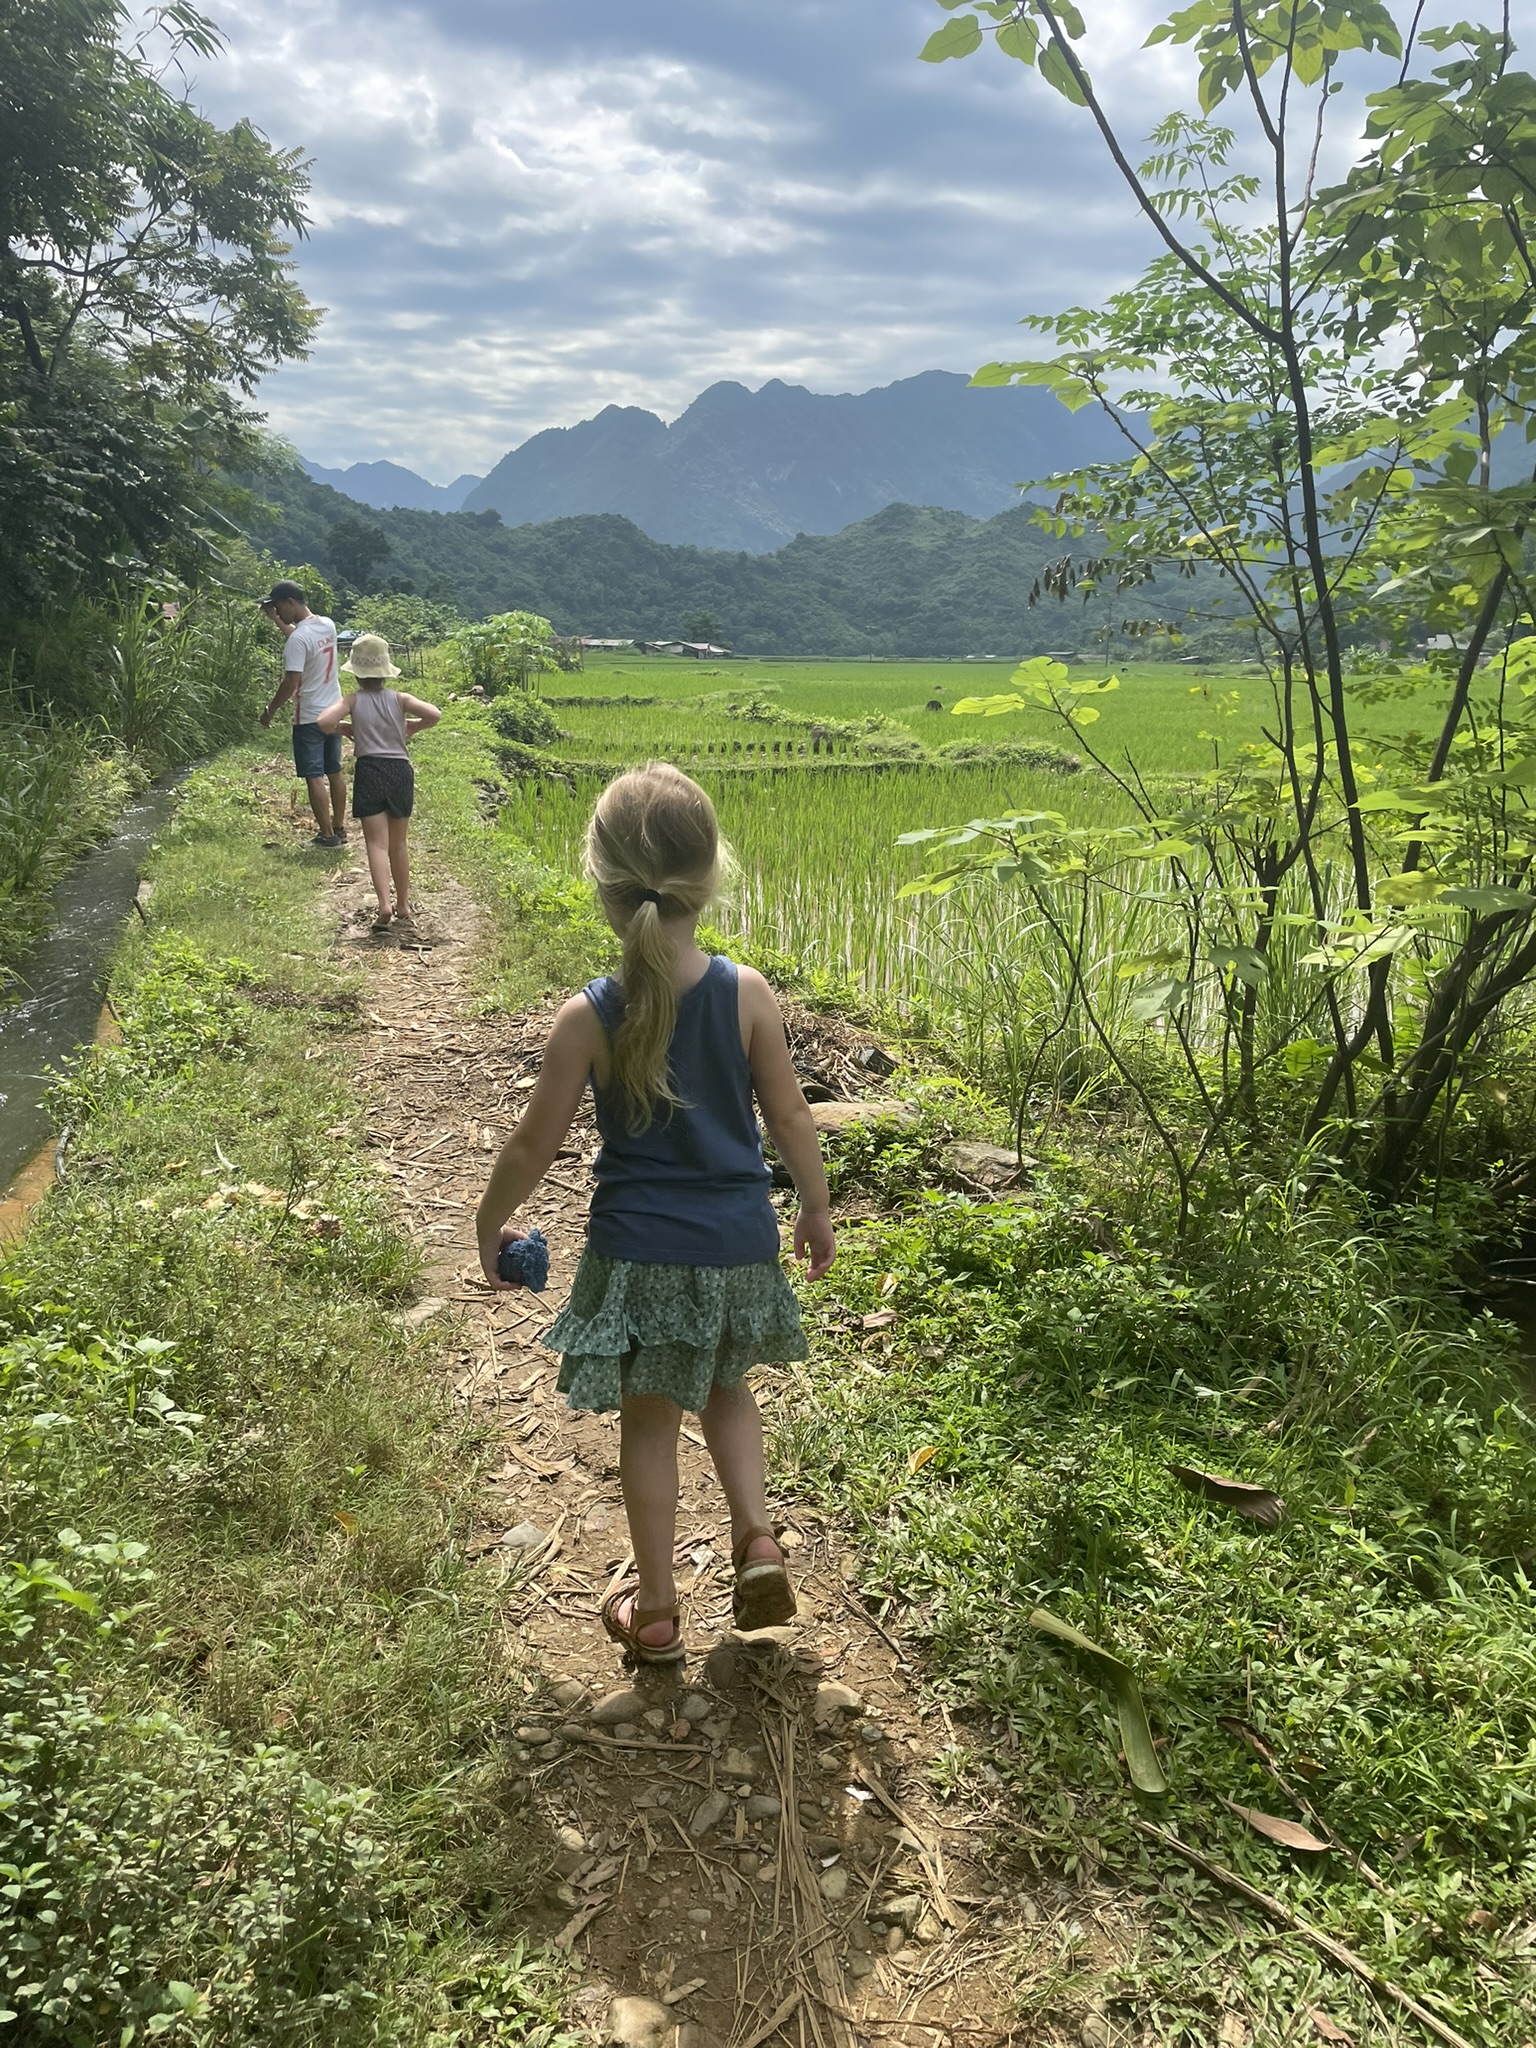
[0,779,182,1226]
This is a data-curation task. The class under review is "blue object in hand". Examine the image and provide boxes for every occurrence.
[497,1227,550,1291]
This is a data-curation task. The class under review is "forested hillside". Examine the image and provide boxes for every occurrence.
[249,462,1189,655]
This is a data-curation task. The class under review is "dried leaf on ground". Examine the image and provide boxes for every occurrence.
[1169,1463,1286,1527]
[907,1445,937,1475]
[1307,2010,1354,2045]
[1029,1606,1167,1795]
[1216,1716,1279,1766]
[861,1308,899,1330]
[1225,1801,1330,1853]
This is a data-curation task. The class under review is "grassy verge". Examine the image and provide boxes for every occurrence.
[779,1187,1536,2044]
[0,749,579,2046]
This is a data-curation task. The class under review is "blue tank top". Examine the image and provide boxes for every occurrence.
[582,954,780,1267]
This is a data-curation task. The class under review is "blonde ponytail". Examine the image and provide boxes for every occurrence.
[584,763,725,1130]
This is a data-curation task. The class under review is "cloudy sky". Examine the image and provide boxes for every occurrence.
[184,0,1514,479]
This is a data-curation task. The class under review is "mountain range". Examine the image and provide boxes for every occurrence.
[302,371,1126,553]
[299,457,483,513]
[251,465,1212,659]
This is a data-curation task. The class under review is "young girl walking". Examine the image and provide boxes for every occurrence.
[476,763,835,1663]
[316,634,440,930]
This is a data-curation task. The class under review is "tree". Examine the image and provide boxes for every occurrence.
[0,0,316,609]
[325,515,391,593]
[906,2,1536,1206]
[450,610,578,695]
[681,609,724,644]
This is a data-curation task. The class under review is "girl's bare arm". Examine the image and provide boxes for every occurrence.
[739,966,835,1277]
[314,692,352,735]
[476,996,603,1285]
[398,691,441,738]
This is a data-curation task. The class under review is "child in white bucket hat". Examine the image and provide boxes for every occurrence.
[316,635,441,931]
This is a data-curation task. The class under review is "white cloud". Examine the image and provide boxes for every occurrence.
[188,0,1511,477]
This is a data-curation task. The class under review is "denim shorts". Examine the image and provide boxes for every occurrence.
[292,723,341,779]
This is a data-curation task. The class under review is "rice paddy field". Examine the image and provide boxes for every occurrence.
[485,653,1469,1076]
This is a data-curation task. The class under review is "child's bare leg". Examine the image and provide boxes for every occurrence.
[329,769,348,832]
[387,816,411,916]
[700,1377,778,1566]
[619,1394,682,1646]
[359,812,392,916]
[304,774,333,834]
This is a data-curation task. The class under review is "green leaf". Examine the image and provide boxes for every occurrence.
[1130,976,1191,1023]
[1281,1037,1329,1078]
[996,15,1039,61]
[1209,942,1267,986]
[1039,37,1088,103]
[1030,1606,1167,1794]
[1438,887,1536,915]
[951,694,1026,717]
[920,15,983,61]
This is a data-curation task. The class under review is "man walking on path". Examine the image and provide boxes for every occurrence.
[259,579,347,847]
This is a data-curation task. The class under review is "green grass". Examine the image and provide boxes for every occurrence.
[0,750,580,2047]
[774,1176,1536,2046]
[559,653,1488,777]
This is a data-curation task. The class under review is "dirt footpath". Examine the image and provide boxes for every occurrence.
[313,823,1066,2048]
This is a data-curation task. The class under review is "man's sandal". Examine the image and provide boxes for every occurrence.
[732,1526,797,1632]
[600,1581,687,1666]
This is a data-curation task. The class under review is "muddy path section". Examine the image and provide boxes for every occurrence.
[308,814,1048,2048]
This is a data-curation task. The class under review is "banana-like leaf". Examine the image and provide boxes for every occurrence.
[1029,1606,1167,1795]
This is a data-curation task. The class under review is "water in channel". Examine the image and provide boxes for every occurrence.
[0,780,183,1196]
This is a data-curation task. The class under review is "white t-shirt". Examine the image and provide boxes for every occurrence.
[284,614,340,724]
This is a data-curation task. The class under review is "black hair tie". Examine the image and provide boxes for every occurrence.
[638,888,663,906]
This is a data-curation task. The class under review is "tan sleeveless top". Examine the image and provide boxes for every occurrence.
[350,686,409,760]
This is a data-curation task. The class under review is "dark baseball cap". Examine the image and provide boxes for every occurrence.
[260,579,307,606]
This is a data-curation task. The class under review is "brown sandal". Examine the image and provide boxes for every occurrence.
[732,1526,797,1631]
[600,1581,687,1665]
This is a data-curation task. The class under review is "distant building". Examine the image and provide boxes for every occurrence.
[637,640,734,657]
[578,638,634,650]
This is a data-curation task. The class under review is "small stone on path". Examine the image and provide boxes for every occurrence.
[745,1794,781,1820]
[549,1676,588,1709]
[608,1995,673,2047]
[702,1646,738,1688]
[813,1680,862,1725]
[589,1688,647,1727]
[400,1297,449,1330]
[679,1693,713,1721]
[818,1866,849,1901]
[689,1789,731,1837]
[501,1521,548,1551]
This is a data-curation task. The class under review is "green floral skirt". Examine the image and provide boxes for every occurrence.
[544,1249,807,1414]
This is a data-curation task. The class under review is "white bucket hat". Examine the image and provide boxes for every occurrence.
[342,632,401,678]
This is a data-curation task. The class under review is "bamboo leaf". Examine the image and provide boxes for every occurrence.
[1029,1606,1167,1794]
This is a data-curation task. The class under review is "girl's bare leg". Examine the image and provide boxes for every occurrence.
[619,1394,682,1646]
[359,812,392,917]
[388,815,411,918]
[700,1377,778,1567]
